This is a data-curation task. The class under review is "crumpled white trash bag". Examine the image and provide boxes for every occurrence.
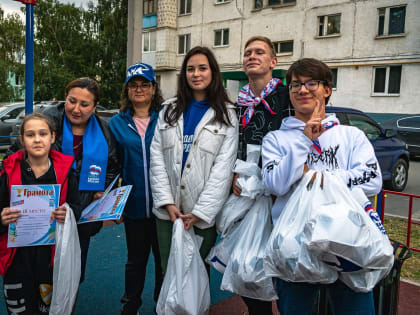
[216,145,265,237]
[263,171,338,284]
[156,219,210,315]
[206,220,242,274]
[305,173,394,292]
[50,203,81,315]
[221,195,278,301]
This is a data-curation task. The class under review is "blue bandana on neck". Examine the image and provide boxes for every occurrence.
[62,115,108,191]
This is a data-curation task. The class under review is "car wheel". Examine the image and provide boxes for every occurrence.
[385,158,408,192]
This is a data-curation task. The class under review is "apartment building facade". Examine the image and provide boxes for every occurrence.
[129,0,420,114]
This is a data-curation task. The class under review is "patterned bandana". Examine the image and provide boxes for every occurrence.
[312,121,338,154]
[237,78,281,127]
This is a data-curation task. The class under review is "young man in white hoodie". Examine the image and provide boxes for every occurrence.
[262,58,382,314]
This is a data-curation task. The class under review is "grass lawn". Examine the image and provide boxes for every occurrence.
[384,217,420,282]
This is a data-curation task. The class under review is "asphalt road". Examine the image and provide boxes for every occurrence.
[380,159,420,220]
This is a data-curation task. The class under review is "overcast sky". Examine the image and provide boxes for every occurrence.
[0,0,96,17]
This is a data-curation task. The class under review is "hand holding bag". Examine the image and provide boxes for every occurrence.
[263,171,338,284]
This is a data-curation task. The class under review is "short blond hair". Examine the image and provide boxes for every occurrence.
[244,36,276,57]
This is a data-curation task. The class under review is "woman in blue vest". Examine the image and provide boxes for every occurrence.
[109,63,164,315]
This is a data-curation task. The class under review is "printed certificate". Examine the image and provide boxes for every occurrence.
[78,185,132,223]
[8,184,60,248]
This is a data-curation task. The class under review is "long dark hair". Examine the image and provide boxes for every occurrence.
[119,80,163,114]
[164,46,232,126]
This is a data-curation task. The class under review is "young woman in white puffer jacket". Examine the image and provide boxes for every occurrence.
[150,46,238,274]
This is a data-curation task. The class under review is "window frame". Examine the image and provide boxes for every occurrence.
[376,5,406,38]
[178,33,191,55]
[143,0,157,16]
[179,0,192,15]
[253,0,296,10]
[317,13,341,37]
[372,65,402,96]
[142,31,156,53]
[273,40,293,56]
[214,28,230,48]
[330,68,338,90]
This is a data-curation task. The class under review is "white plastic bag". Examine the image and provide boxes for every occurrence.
[221,195,278,301]
[263,171,338,284]
[215,144,265,237]
[156,219,210,315]
[50,203,81,315]
[305,173,394,292]
[215,193,254,237]
[306,171,394,272]
[206,220,242,274]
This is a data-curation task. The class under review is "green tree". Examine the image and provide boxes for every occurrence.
[0,8,25,102]
[33,0,99,101]
[90,0,128,108]
[33,0,127,108]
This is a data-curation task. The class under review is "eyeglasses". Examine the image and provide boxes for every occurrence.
[127,82,152,90]
[288,80,328,93]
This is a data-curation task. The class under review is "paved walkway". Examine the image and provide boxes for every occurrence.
[0,224,419,314]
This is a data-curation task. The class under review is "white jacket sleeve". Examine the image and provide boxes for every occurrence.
[334,128,382,197]
[262,131,312,196]
[150,120,175,209]
[191,114,239,225]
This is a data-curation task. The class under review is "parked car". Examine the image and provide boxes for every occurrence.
[9,101,65,139]
[0,103,25,148]
[326,106,410,192]
[380,115,420,159]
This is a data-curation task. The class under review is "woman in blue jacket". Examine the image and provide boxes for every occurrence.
[109,63,164,315]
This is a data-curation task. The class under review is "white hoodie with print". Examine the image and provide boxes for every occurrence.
[262,113,382,223]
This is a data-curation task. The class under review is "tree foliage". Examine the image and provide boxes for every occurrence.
[29,0,127,107]
[0,8,25,102]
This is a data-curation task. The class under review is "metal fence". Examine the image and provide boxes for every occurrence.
[380,190,420,253]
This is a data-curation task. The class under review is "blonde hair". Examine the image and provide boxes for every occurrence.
[244,36,276,57]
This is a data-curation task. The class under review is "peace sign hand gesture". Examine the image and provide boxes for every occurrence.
[303,100,325,141]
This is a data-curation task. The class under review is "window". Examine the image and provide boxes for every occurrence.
[273,40,293,55]
[347,114,382,140]
[268,0,296,6]
[214,29,229,47]
[143,0,157,15]
[373,65,401,95]
[179,0,192,15]
[398,117,420,129]
[377,6,406,36]
[254,0,295,9]
[143,31,156,52]
[6,108,23,120]
[216,0,230,3]
[178,34,191,55]
[330,68,338,89]
[15,74,24,86]
[318,14,341,36]
[254,0,263,9]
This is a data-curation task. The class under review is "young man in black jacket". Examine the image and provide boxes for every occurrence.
[232,36,290,314]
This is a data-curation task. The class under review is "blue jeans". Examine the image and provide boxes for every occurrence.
[276,279,375,315]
